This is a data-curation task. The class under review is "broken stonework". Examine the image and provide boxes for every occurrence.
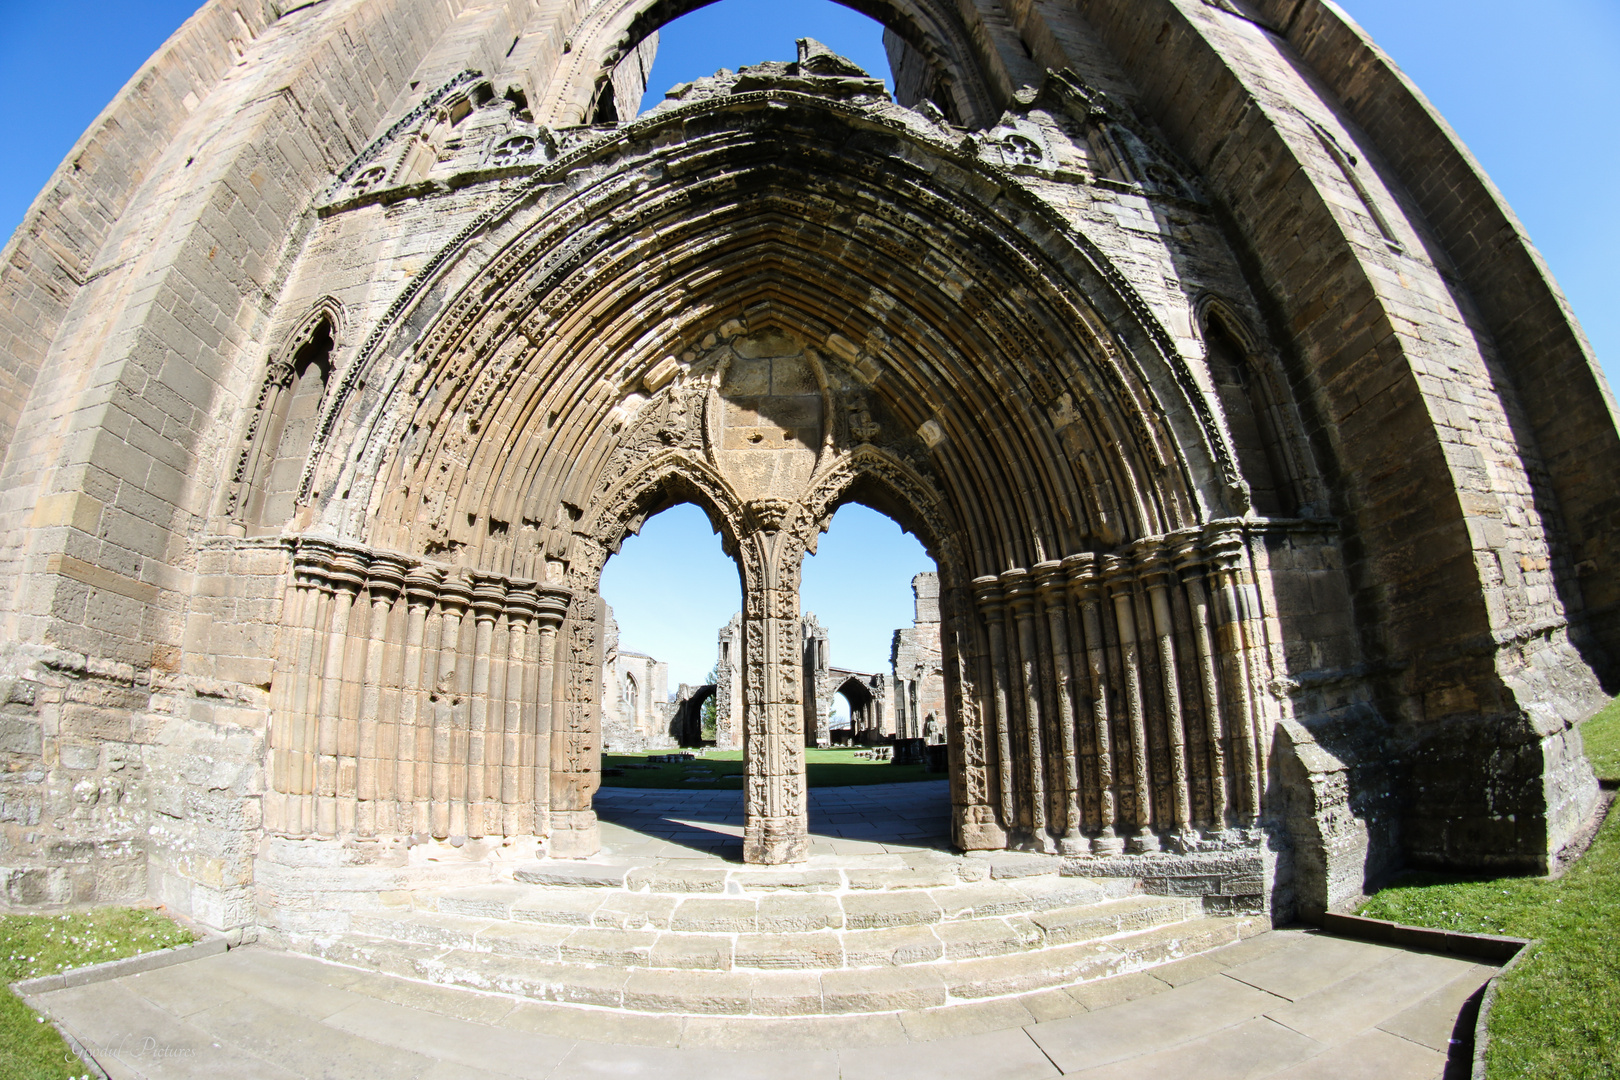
[0,0,1610,936]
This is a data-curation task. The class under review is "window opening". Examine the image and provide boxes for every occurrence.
[1205,315,1296,517]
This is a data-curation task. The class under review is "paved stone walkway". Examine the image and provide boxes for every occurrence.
[595,780,953,861]
[31,927,1490,1079]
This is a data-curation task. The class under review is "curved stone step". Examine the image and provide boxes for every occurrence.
[428,872,1122,933]
[287,913,1264,1017]
[345,893,1201,972]
[508,850,1064,893]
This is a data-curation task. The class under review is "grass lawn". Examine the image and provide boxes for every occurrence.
[2,907,194,1080]
[1358,698,1620,1078]
[602,747,936,788]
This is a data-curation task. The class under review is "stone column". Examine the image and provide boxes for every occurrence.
[972,576,1018,837]
[1003,569,1050,847]
[1138,545,1193,838]
[316,551,364,837]
[549,590,600,857]
[503,584,538,837]
[1175,539,1229,832]
[469,578,506,838]
[1205,526,1262,824]
[434,576,472,839]
[732,501,813,865]
[1103,555,1157,852]
[1036,561,1085,853]
[1066,554,1124,854]
[400,565,442,835]
[532,589,569,842]
[742,553,809,864]
[944,584,1003,850]
[358,555,407,837]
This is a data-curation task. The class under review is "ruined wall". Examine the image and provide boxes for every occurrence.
[891,572,947,741]
[0,0,1609,928]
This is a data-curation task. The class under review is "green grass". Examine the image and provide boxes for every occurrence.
[601,747,937,788]
[1357,698,1620,1078]
[2,907,194,1080]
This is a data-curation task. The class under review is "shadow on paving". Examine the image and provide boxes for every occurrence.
[594,779,954,860]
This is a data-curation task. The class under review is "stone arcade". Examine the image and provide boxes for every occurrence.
[0,0,1613,964]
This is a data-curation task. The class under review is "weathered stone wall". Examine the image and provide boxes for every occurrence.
[891,572,947,741]
[0,0,1608,930]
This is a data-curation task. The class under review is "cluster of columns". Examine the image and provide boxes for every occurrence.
[266,538,571,842]
[966,524,1267,853]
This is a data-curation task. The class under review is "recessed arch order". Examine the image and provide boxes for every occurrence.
[279,91,1268,864]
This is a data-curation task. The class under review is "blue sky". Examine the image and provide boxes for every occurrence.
[1,0,1614,685]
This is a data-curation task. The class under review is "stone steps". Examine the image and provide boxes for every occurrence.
[424,870,1122,935]
[348,891,1198,970]
[287,911,1263,1017]
[506,850,1064,893]
[266,851,1266,1017]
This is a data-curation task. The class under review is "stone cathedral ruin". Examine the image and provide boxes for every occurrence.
[1,0,1615,1009]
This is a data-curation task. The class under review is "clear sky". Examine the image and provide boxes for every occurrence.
[1,0,1614,685]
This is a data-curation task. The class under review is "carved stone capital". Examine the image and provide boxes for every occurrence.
[1000,567,1037,616]
[366,555,410,604]
[438,575,473,615]
[746,498,794,534]
[404,565,443,608]
[533,587,572,629]
[971,574,1005,616]
[471,576,507,623]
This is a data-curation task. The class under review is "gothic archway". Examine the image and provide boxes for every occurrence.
[266,90,1272,865]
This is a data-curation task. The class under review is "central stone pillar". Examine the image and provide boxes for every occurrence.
[741,509,809,864]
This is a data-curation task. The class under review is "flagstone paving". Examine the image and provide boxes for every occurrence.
[29,926,1491,1079]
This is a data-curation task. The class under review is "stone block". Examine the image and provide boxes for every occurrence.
[935,916,1042,959]
[745,971,824,1016]
[735,932,843,970]
[434,885,526,919]
[621,968,750,1014]
[757,893,843,932]
[821,966,947,1013]
[509,892,605,926]
[670,897,758,933]
[929,882,1032,919]
[842,891,942,929]
[625,865,728,893]
[0,716,44,757]
[840,925,944,967]
[594,891,679,930]
[559,927,657,966]
[649,933,733,970]
[474,922,570,961]
[514,862,629,888]
[734,869,842,892]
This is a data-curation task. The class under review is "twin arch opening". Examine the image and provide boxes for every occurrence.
[261,97,1289,866]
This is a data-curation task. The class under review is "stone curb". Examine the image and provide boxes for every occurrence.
[1470,938,1538,1080]
[10,934,229,997]
[1316,911,1528,963]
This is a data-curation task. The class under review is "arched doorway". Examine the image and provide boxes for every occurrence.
[833,674,879,739]
[275,80,1272,869]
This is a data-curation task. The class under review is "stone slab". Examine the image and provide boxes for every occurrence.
[838,1028,1059,1080]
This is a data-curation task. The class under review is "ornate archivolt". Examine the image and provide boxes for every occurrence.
[264,93,1284,859]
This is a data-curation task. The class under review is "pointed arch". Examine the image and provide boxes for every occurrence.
[224,297,343,534]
